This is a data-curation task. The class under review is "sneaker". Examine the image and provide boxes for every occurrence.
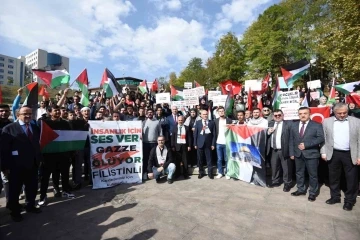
[225,176,231,180]
[62,191,75,199]
[216,174,223,179]
[38,196,47,206]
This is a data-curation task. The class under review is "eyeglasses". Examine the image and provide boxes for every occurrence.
[158,140,164,142]
[274,114,282,117]
[263,109,269,112]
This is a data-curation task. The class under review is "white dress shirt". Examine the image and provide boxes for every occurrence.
[333,118,350,150]
[298,120,309,134]
[271,121,283,149]
[216,118,226,144]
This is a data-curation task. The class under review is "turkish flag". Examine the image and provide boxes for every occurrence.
[310,107,330,123]
[151,79,158,92]
[219,80,242,95]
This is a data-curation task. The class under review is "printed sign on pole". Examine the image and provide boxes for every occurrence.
[156,93,171,104]
[307,80,321,89]
[212,95,227,107]
[208,91,221,101]
[279,90,300,107]
[184,82,192,89]
[245,80,262,91]
[172,100,186,109]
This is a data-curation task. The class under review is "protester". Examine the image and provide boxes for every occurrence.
[247,108,268,127]
[321,103,360,211]
[233,111,246,125]
[289,107,325,202]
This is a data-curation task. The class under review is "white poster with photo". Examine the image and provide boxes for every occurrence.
[172,100,186,109]
[307,80,321,89]
[156,93,171,104]
[184,82,192,89]
[279,90,300,107]
[212,95,228,107]
[282,107,299,120]
[208,91,222,101]
[310,92,320,100]
[245,80,262,91]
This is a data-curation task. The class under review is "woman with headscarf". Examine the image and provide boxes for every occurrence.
[184,108,201,167]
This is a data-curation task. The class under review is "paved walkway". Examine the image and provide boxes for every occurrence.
[0,177,359,240]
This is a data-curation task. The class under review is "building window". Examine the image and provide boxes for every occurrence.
[0,81,3,84]
[8,65,14,69]
[0,63,4,67]
[8,59,14,63]
[0,69,3,73]
[8,71,13,74]
[0,57,4,61]
[0,75,3,79]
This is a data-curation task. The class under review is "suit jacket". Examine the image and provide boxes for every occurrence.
[289,120,324,159]
[171,125,192,151]
[166,114,181,136]
[193,119,216,148]
[266,120,292,158]
[0,121,43,170]
[214,117,232,141]
[320,116,360,165]
[147,146,175,173]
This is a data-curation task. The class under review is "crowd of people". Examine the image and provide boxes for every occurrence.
[0,84,359,223]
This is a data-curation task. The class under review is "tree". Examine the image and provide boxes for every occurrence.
[168,72,177,86]
[176,57,207,88]
[208,32,246,84]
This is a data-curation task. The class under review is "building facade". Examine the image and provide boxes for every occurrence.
[25,49,69,83]
[0,54,25,87]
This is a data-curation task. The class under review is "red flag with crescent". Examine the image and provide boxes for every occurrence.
[219,80,242,95]
[310,107,330,123]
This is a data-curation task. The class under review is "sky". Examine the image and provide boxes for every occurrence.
[0,0,280,87]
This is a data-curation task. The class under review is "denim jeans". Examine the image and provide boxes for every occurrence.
[216,144,227,175]
[152,163,176,180]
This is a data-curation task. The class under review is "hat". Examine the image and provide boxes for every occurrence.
[81,107,90,111]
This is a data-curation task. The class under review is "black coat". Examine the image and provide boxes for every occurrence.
[171,125,192,151]
[266,120,292,158]
[147,146,174,173]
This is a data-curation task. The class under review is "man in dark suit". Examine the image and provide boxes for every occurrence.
[267,109,292,191]
[289,107,325,202]
[194,109,216,179]
[1,106,42,222]
[171,115,192,179]
[214,106,232,179]
[166,105,181,136]
[0,104,12,195]
[148,136,176,184]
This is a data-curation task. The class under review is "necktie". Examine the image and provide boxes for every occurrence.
[179,125,182,135]
[26,124,33,141]
[299,122,305,138]
[174,115,177,123]
[273,122,278,149]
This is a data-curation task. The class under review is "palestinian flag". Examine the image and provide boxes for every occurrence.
[310,107,330,123]
[100,68,120,97]
[334,81,360,106]
[280,59,310,88]
[40,119,88,153]
[151,79,158,92]
[195,81,201,87]
[171,85,184,100]
[225,87,234,117]
[272,76,281,110]
[23,82,38,112]
[32,69,70,88]
[219,80,242,95]
[225,125,267,186]
[139,80,148,94]
[75,69,89,106]
[327,78,336,105]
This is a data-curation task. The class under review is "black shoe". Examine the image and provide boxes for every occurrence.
[183,175,190,179]
[72,183,81,191]
[53,189,62,198]
[155,178,160,183]
[325,198,341,205]
[308,195,316,202]
[291,191,306,196]
[198,174,204,179]
[267,183,281,188]
[25,205,42,214]
[167,179,174,184]
[208,175,214,179]
[11,213,23,222]
[343,202,353,211]
[283,184,291,192]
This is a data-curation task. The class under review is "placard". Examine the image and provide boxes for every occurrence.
[307,80,321,89]
[310,92,320,100]
[212,95,227,107]
[171,100,186,109]
[282,107,299,120]
[245,80,262,91]
[208,91,221,101]
[88,121,143,189]
[185,96,199,106]
[156,93,171,104]
[194,86,205,96]
[183,88,198,99]
[279,90,300,107]
[184,82,192,89]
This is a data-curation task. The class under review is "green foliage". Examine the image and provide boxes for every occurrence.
[176,57,207,88]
